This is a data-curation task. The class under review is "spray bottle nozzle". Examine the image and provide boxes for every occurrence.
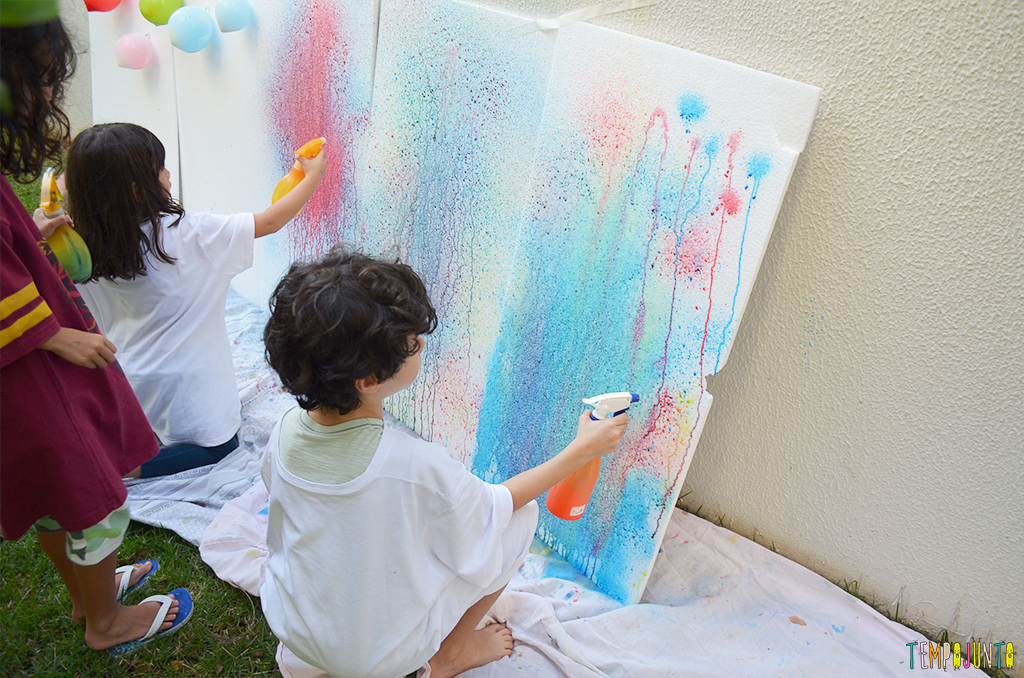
[584,391,640,420]
[40,167,64,218]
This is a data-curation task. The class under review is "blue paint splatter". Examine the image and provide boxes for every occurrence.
[748,153,771,179]
[703,135,720,158]
[832,624,845,633]
[677,94,707,123]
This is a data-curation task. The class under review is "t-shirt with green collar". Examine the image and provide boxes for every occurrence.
[276,407,384,485]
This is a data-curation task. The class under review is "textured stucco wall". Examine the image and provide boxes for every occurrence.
[491,0,1023,653]
[64,0,1022,656]
[59,0,91,137]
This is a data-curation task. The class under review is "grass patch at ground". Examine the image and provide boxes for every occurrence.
[0,523,279,677]
[6,172,42,212]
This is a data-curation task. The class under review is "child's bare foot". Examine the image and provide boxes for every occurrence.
[72,561,155,626]
[83,594,179,650]
[428,622,513,678]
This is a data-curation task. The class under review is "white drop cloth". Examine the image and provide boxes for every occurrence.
[135,290,977,677]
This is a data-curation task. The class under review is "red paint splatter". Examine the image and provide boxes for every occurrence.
[270,2,365,260]
[719,187,741,215]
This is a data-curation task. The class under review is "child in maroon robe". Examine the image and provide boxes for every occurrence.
[1,15,192,654]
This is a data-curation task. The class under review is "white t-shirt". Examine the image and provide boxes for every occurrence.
[79,211,255,447]
[260,418,539,678]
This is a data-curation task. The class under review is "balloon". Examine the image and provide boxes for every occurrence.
[139,0,182,26]
[84,0,121,11]
[167,6,214,53]
[215,0,251,32]
[114,32,153,69]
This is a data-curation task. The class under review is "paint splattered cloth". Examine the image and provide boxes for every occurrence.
[0,176,158,540]
[202,489,992,678]
[131,288,988,678]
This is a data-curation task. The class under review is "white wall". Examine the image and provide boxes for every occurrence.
[61,0,1022,659]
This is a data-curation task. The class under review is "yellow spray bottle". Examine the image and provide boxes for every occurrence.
[271,137,325,212]
[40,168,92,283]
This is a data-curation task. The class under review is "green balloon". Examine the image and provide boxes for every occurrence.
[139,0,183,26]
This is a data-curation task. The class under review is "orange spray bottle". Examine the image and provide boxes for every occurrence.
[546,391,639,521]
[40,168,93,283]
[271,137,325,211]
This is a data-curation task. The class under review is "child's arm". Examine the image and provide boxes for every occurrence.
[253,148,328,238]
[501,411,628,512]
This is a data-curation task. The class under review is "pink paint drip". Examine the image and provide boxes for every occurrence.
[651,130,744,537]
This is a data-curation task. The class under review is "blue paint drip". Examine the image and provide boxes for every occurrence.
[713,153,771,373]
[691,142,717,225]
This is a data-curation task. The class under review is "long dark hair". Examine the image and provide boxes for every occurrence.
[65,123,185,282]
[0,20,76,179]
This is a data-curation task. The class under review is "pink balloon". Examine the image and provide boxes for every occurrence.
[115,33,154,70]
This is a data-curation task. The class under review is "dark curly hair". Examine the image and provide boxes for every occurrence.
[65,123,184,282]
[0,20,76,179]
[265,248,438,415]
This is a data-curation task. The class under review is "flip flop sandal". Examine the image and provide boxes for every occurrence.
[114,560,159,603]
[107,588,194,656]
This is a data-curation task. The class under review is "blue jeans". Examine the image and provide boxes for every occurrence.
[140,433,240,478]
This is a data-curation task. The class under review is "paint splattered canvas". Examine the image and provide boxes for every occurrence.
[469,23,819,603]
[359,0,556,459]
[172,0,376,308]
[92,0,818,605]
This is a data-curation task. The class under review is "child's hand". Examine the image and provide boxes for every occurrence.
[40,327,117,368]
[32,208,73,239]
[254,145,328,238]
[573,410,628,460]
[296,145,327,181]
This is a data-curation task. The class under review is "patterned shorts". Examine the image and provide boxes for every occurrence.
[33,498,130,566]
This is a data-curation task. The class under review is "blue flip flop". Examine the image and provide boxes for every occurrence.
[107,588,194,656]
[114,560,159,603]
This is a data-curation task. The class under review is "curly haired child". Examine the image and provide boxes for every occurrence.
[260,248,628,678]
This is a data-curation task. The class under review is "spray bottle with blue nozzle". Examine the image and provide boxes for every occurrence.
[546,391,639,521]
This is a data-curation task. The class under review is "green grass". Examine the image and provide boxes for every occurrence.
[0,523,279,677]
[7,173,41,212]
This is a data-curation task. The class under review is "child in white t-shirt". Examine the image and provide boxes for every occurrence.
[64,122,326,478]
[260,249,628,678]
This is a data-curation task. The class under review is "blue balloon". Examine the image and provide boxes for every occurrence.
[215,0,251,32]
[168,6,214,53]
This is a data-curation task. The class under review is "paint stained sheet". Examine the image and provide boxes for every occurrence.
[362,0,556,460]
[471,23,820,604]
[173,0,376,307]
